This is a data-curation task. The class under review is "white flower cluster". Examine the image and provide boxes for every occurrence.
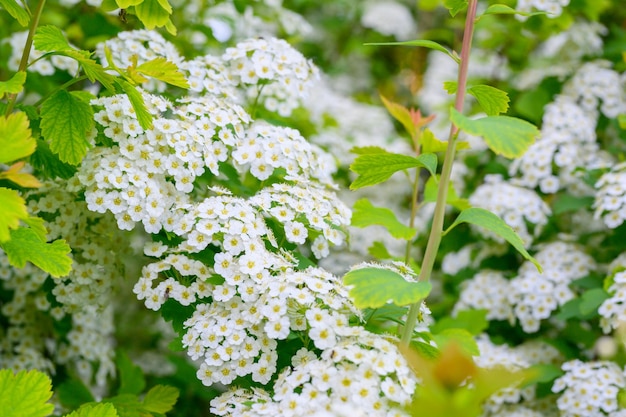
[5,31,79,75]
[453,270,514,322]
[361,1,417,41]
[223,37,319,116]
[469,174,550,247]
[510,95,601,194]
[563,61,626,120]
[180,55,239,98]
[599,270,626,333]
[509,242,594,332]
[210,328,418,417]
[516,0,570,18]
[594,162,626,229]
[552,360,626,416]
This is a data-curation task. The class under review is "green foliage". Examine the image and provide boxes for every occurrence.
[478,4,548,19]
[467,85,510,116]
[351,198,417,240]
[0,72,26,98]
[432,328,479,356]
[34,25,72,51]
[431,309,489,336]
[57,379,96,409]
[423,175,471,210]
[349,147,437,189]
[443,0,468,17]
[450,108,539,158]
[0,369,54,417]
[134,58,189,89]
[142,385,180,413]
[65,404,119,417]
[0,111,36,164]
[0,0,29,26]
[0,188,28,242]
[0,226,73,277]
[343,267,432,309]
[116,351,147,395]
[117,79,153,130]
[444,207,541,271]
[366,39,460,63]
[379,94,418,139]
[552,194,595,215]
[40,90,94,165]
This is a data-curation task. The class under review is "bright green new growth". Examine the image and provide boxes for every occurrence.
[467,85,510,116]
[0,188,28,242]
[64,404,119,417]
[350,147,437,190]
[449,108,539,158]
[344,267,432,309]
[0,369,54,417]
[351,199,417,240]
[1,227,73,277]
[0,0,30,26]
[0,112,36,164]
[0,72,26,98]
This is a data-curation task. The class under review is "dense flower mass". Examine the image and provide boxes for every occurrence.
[594,162,626,229]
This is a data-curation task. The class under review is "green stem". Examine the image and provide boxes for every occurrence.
[5,0,47,116]
[33,75,89,107]
[400,0,478,347]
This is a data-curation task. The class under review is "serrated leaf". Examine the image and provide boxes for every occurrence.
[40,90,94,165]
[0,0,29,26]
[352,199,416,240]
[480,4,548,18]
[62,50,116,91]
[0,187,28,242]
[380,95,416,138]
[443,0,468,17]
[365,39,459,63]
[116,351,146,395]
[0,71,27,98]
[103,394,143,417]
[343,267,432,309]
[22,217,47,241]
[116,79,153,130]
[432,328,479,356]
[350,150,437,190]
[34,26,71,52]
[579,288,610,316]
[0,369,54,417]
[444,207,541,271]
[443,81,457,94]
[450,108,538,159]
[142,385,179,413]
[135,0,171,29]
[136,57,189,88]
[0,161,42,188]
[0,111,36,164]
[30,139,78,180]
[467,85,510,116]
[115,0,142,7]
[64,403,119,417]
[1,227,72,277]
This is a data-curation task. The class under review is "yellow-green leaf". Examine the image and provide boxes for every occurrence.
[116,79,153,130]
[421,128,470,153]
[352,199,416,240]
[0,112,36,164]
[142,385,179,413]
[0,0,29,26]
[0,161,42,188]
[40,90,94,165]
[0,71,27,98]
[1,227,72,277]
[366,39,459,63]
[136,57,189,89]
[0,187,28,242]
[135,0,171,29]
[343,267,432,309]
[444,207,541,271]
[0,369,54,417]
[467,84,510,116]
[34,26,71,52]
[64,403,119,417]
[380,95,416,138]
[479,4,548,18]
[424,175,471,210]
[449,108,538,159]
[444,0,468,17]
[115,0,142,7]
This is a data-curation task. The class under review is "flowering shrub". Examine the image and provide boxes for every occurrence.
[2,0,626,416]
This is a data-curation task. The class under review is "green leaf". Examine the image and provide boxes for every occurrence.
[115,0,142,7]
[368,241,393,259]
[22,216,48,241]
[431,309,488,336]
[135,0,172,29]
[40,90,94,165]
[423,175,471,210]
[343,267,432,309]
[579,288,610,316]
[103,394,143,417]
[30,139,78,180]
[480,4,548,18]
[523,364,563,387]
[421,128,470,153]
[350,149,437,190]
[432,328,479,356]
[116,79,153,130]
[618,114,626,130]
[0,0,29,26]
[0,188,28,242]
[0,111,36,164]
[552,195,594,215]
[443,81,457,94]
[56,379,95,409]
[64,403,119,417]
[142,385,179,413]
[449,108,538,159]
[136,57,189,89]
[467,85,510,116]
[365,40,459,64]
[444,207,541,271]
[0,71,27,98]
[352,199,416,240]
[62,50,116,92]
[443,0,468,17]
[380,95,416,138]
[116,351,146,395]
[34,26,71,52]
[1,227,72,277]
[0,369,54,417]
